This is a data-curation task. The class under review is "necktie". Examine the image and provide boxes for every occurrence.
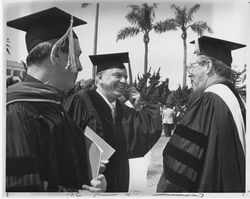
[110,103,116,124]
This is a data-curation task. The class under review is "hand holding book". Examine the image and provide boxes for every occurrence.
[84,126,115,180]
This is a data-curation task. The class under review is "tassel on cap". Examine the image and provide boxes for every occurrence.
[50,15,77,72]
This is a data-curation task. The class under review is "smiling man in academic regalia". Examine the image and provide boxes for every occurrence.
[6,7,106,192]
[157,36,246,192]
[63,52,162,192]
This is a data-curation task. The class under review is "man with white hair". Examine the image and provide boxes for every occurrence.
[157,36,246,192]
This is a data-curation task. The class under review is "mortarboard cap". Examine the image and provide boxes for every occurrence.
[190,36,246,66]
[7,7,87,52]
[89,52,130,73]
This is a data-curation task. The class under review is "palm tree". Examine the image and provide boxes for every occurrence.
[117,3,161,75]
[81,3,100,79]
[154,4,213,87]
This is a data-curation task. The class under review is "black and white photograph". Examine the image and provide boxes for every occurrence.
[1,0,249,197]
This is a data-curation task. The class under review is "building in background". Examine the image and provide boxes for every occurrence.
[6,60,26,79]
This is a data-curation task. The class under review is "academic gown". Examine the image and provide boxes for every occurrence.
[63,89,162,192]
[6,78,90,192]
[157,82,245,192]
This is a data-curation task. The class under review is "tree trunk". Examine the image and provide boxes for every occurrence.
[144,42,148,74]
[143,33,149,74]
[182,31,187,87]
[128,60,133,86]
[92,3,99,79]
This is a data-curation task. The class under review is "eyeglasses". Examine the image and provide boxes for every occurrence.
[186,60,206,73]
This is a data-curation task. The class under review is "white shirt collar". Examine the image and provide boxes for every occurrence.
[96,88,116,109]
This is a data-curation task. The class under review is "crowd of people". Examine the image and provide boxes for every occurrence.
[6,7,246,193]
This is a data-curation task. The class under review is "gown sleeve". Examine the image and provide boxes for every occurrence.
[121,104,162,158]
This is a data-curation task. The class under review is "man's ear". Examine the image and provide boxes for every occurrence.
[206,60,213,74]
[50,46,60,65]
[96,73,103,85]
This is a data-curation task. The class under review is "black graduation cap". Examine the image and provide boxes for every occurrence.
[190,36,246,66]
[89,52,130,73]
[7,7,87,52]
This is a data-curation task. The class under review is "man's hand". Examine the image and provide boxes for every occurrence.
[99,160,108,173]
[81,174,107,192]
[127,87,142,110]
[80,161,108,193]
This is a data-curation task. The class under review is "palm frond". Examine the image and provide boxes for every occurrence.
[188,4,200,15]
[81,3,90,8]
[126,11,142,27]
[190,21,213,36]
[127,4,140,11]
[140,3,156,31]
[154,19,178,33]
[126,4,144,27]
[171,4,181,14]
[116,27,140,41]
[186,4,200,24]
[126,3,156,31]
[170,4,187,27]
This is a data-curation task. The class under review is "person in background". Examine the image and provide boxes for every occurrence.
[6,7,106,192]
[157,36,246,192]
[63,52,162,192]
[162,103,175,137]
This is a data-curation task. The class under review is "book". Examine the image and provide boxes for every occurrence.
[84,126,115,180]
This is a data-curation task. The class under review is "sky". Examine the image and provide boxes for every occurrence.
[3,0,249,90]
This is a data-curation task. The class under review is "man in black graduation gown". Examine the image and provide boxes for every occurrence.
[6,7,106,192]
[63,52,162,192]
[157,36,246,192]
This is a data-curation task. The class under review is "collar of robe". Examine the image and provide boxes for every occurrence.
[7,82,62,105]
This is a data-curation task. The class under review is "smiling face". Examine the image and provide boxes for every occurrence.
[97,68,128,102]
[188,54,209,92]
